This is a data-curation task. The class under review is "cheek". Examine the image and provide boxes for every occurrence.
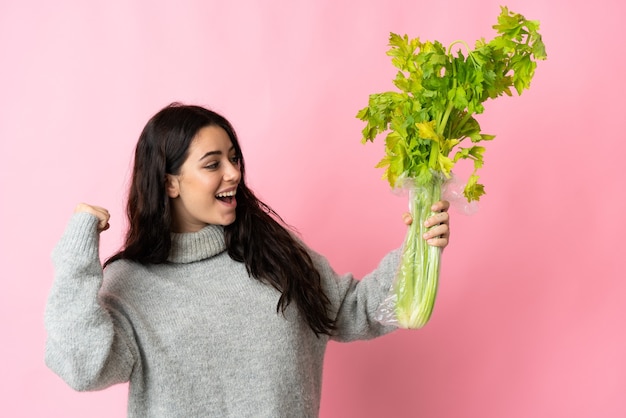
[194,175,221,203]
[188,171,216,190]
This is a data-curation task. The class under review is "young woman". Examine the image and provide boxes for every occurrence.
[45,103,450,417]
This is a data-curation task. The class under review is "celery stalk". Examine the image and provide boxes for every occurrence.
[358,8,546,328]
[395,176,444,328]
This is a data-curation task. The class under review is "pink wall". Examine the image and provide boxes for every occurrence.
[1,0,624,416]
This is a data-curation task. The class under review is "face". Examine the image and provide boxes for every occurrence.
[166,125,241,232]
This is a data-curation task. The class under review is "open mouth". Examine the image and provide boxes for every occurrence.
[216,189,236,204]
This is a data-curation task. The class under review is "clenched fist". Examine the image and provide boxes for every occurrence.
[75,203,110,232]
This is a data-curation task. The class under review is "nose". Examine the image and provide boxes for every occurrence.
[224,160,241,182]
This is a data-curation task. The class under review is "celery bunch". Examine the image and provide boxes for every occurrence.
[357,7,546,328]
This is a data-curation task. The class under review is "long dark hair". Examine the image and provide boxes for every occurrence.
[105,103,336,336]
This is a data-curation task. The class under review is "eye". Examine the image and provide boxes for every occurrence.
[230,155,241,166]
[204,162,219,170]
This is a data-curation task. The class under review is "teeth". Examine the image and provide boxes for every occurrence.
[216,190,236,198]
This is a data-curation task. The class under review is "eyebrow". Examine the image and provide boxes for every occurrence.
[198,146,235,162]
[198,150,221,161]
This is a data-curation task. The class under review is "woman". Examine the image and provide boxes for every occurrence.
[45,103,450,417]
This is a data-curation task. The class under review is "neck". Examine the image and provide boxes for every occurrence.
[167,224,226,263]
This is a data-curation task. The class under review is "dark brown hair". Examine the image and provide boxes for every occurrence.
[105,103,335,336]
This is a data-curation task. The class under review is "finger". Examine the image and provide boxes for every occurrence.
[424,211,449,228]
[91,206,110,219]
[426,235,449,248]
[97,213,111,232]
[430,200,450,213]
[401,212,413,225]
[423,225,449,248]
[423,224,449,241]
[97,216,111,231]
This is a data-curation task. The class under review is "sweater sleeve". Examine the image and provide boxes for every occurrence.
[44,212,138,391]
[310,248,401,342]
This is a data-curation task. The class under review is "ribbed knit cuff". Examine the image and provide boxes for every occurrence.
[51,212,101,264]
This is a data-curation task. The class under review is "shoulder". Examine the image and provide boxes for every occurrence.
[104,258,143,275]
[102,258,150,294]
[287,232,332,271]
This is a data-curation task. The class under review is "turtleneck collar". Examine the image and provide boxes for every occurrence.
[167,224,227,264]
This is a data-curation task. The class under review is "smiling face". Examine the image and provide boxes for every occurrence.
[166,125,242,232]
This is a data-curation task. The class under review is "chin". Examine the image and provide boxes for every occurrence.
[217,215,237,226]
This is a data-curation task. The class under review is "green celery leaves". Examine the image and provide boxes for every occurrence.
[357,6,547,201]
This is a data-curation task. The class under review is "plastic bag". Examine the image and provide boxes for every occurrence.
[375,172,476,329]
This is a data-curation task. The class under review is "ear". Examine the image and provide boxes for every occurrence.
[165,174,180,198]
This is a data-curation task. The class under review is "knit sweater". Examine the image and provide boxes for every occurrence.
[44,212,400,417]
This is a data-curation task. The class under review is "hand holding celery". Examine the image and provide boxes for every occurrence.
[357,7,546,328]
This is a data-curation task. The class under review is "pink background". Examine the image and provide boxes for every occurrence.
[1,0,624,417]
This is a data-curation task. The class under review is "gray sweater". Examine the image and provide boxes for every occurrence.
[45,212,400,417]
